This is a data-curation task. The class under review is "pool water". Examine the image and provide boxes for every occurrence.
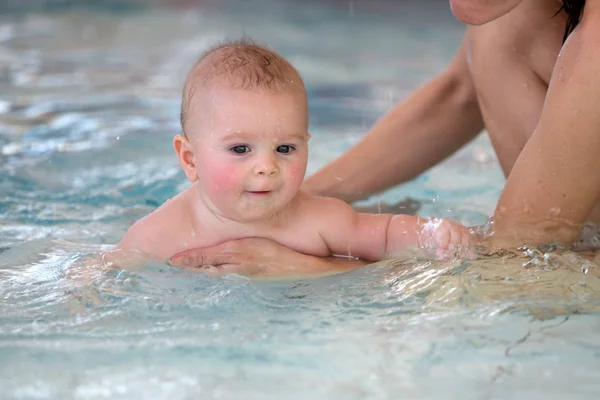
[2,1,600,399]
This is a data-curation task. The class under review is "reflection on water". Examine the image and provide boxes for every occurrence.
[2,239,600,398]
[1,1,600,399]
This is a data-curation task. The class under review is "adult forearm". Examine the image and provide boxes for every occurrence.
[304,40,484,203]
[249,254,369,279]
[487,14,600,249]
[168,238,369,279]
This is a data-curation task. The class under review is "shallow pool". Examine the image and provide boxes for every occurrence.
[2,1,600,399]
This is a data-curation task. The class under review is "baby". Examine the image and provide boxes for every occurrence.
[112,39,473,267]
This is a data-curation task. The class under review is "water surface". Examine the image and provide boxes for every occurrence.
[1,1,600,399]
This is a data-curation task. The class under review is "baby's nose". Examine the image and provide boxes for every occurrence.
[254,156,279,176]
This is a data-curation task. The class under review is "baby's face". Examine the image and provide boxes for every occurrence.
[187,86,309,222]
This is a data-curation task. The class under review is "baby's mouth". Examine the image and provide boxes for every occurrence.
[247,190,272,196]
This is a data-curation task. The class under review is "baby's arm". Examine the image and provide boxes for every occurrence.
[311,197,472,261]
[103,217,164,268]
[106,203,185,267]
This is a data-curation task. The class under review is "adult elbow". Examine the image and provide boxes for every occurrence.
[442,67,479,112]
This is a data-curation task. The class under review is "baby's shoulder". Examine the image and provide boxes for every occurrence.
[293,191,354,218]
[129,190,194,233]
[118,189,197,258]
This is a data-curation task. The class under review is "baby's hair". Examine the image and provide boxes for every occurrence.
[180,38,305,136]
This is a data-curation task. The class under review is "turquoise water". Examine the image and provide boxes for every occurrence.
[2,1,600,399]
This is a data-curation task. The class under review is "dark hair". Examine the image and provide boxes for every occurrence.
[560,0,585,42]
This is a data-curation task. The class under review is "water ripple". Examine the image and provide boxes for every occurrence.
[2,3,600,399]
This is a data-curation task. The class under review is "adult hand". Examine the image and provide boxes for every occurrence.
[168,238,368,279]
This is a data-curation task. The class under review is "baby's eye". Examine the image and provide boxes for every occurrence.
[276,145,295,154]
[230,145,250,154]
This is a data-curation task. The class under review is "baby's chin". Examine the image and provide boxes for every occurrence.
[225,203,289,223]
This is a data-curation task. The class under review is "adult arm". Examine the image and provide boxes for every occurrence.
[168,238,368,279]
[488,5,600,247]
[303,34,484,203]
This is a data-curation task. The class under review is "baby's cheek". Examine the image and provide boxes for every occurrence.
[204,163,243,195]
[288,169,303,186]
[286,162,307,185]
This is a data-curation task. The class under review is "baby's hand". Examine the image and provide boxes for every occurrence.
[418,218,474,259]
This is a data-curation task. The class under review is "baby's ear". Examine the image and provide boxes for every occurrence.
[173,134,199,182]
[306,132,312,141]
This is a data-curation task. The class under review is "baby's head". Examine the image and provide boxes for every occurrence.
[174,39,310,222]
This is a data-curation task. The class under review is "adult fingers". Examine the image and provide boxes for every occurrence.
[169,245,240,267]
